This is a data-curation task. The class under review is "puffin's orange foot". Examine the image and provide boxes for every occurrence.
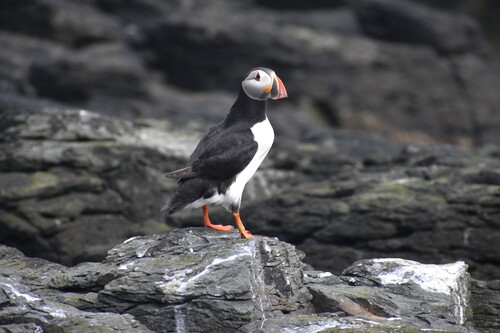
[232,211,254,239]
[239,229,254,239]
[202,205,233,232]
[206,224,234,232]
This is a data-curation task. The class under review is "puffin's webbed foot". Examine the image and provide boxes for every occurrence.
[202,205,233,232]
[232,211,254,239]
[239,229,254,239]
[207,223,234,232]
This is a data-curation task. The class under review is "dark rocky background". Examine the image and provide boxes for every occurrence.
[1,0,500,292]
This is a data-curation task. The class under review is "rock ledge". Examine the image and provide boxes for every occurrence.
[0,228,485,333]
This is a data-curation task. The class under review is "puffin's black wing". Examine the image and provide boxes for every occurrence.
[190,127,258,179]
[164,124,223,179]
[187,124,224,166]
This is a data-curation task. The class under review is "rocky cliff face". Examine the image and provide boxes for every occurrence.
[2,228,496,333]
[1,108,499,283]
[1,0,500,331]
[1,0,500,146]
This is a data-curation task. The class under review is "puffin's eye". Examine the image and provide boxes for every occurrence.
[255,73,260,81]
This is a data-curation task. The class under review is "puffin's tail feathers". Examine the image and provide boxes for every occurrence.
[162,178,208,215]
[161,200,186,215]
[164,167,197,179]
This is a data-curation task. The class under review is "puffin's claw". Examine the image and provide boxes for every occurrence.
[207,224,234,232]
[232,211,254,239]
[239,230,254,239]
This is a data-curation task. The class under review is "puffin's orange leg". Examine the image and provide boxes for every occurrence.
[232,211,253,239]
[202,205,233,232]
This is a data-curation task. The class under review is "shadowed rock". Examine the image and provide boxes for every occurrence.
[2,0,500,145]
[0,108,197,265]
[351,0,490,56]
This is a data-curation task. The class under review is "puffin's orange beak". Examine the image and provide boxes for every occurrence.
[271,75,288,100]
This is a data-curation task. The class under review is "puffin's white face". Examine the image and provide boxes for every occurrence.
[241,68,288,101]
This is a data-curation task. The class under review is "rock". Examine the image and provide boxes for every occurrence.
[0,246,152,332]
[254,0,347,10]
[451,54,500,146]
[2,104,499,283]
[1,0,500,294]
[340,259,470,325]
[0,108,197,265]
[2,0,500,145]
[98,229,311,332]
[470,279,500,332]
[169,139,500,281]
[350,0,490,56]
[262,314,471,333]
[1,229,493,332]
[129,0,500,145]
[0,229,311,333]
[0,0,123,47]
[28,44,153,105]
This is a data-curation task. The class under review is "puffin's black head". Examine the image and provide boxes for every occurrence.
[241,67,288,101]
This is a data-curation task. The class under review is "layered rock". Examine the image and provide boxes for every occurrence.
[1,229,493,332]
[0,0,499,317]
[1,0,500,145]
[1,107,500,282]
[0,108,195,265]
[170,136,500,281]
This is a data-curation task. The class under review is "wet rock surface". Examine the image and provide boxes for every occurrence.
[1,228,495,333]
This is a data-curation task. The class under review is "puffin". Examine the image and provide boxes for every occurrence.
[162,67,288,238]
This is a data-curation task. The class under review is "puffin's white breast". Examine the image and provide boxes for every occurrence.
[222,117,274,210]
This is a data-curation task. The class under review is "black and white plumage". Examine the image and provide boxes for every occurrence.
[162,67,288,238]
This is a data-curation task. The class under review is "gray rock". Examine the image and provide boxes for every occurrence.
[0,229,491,332]
[28,43,153,105]
[0,229,312,333]
[96,229,311,332]
[2,105,499,283]
[0,278,152,332]
[1,0,500,297]
[0,0,123,47]
[470,279,500,332]
[340,259,470,326]
[351,0,490,56]
[2,0,500,145]
[171,139,500,281]
[0,246,152,333]
[260,315,466,333]
[263,258,475,332]
[0,108,196,265]
[133,0,500,145]
[254,0,347,10]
